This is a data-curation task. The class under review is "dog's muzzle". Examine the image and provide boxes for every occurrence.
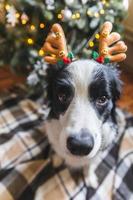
[67,129,94,156]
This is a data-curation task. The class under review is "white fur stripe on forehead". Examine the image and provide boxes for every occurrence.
[67,60,99,87]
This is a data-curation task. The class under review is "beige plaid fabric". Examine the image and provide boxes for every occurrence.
[0,88,133,200]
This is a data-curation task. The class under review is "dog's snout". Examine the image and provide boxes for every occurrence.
[67,129,94,156]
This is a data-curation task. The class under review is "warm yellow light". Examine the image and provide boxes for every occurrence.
[57,14,62,19]
[72,14,76,19]
[105,2,110,7]
[5,4,10,11]
[22,19,27,25]
[40,23,45,29]
[88,41,94,47]
[94,12,99,18]
[100,9,105,15]
[95,33,100,39]
[27,38,34,45]
[39,49,45,56]
[87,10,92,16]
[16,13,20,19]
[102,0,106,5]
[30,25,36,31]
[76,13,80,19]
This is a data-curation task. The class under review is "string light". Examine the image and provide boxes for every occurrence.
[5,4,10,11]
[39,49,45,56]
[22,19,27,25]
[75,13,80,19]
[94,12,100,18]
[100,9,105,15]
[105,2,110,7]
[72,14,76,19]
[88,41,94,47]
[30,25,36,31]
[15,13,20,19]
[57,14,62,19]
[87,10,92,17]
[21,13,29,25]
[27,38,34,45]
[40,23,45,29]
[102,0,106,5]
[95,33,100,39]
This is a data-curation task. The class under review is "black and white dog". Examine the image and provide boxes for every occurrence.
[44,59,121,168]
[34,23,127,198]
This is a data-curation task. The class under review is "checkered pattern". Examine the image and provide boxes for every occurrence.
[0,88,133,200]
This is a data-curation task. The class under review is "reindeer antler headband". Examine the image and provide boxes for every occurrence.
[42,22,127,65]
[96,21,127,63]
[43,23,74,65]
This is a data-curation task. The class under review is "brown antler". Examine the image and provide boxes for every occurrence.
[99,21,127,62]
[42,23,68,64]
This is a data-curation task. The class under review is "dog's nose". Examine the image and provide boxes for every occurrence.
[67,129,94,156]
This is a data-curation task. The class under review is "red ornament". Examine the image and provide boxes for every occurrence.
[96,56,104,63]
[63,57,71,64]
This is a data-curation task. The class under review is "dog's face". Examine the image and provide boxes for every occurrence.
[45,60,121,168]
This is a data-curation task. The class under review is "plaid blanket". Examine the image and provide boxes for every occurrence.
[0,88,133,200]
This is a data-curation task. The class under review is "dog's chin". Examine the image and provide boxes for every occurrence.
[64,154,90,168]
[65,153,96,168]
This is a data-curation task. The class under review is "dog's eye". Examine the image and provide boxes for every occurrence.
[58,93,70,104]
[96,96,108,106]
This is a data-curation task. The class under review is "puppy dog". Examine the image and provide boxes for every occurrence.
[34,22,126,198]
[44,59,121,169]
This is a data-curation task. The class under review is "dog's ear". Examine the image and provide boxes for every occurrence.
[108,67,122,101]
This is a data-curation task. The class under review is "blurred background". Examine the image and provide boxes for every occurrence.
[0,0,132,112]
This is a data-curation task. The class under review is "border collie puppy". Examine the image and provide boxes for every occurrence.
[45,59,121,168]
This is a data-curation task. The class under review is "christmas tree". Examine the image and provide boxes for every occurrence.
[0,0,128,74]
